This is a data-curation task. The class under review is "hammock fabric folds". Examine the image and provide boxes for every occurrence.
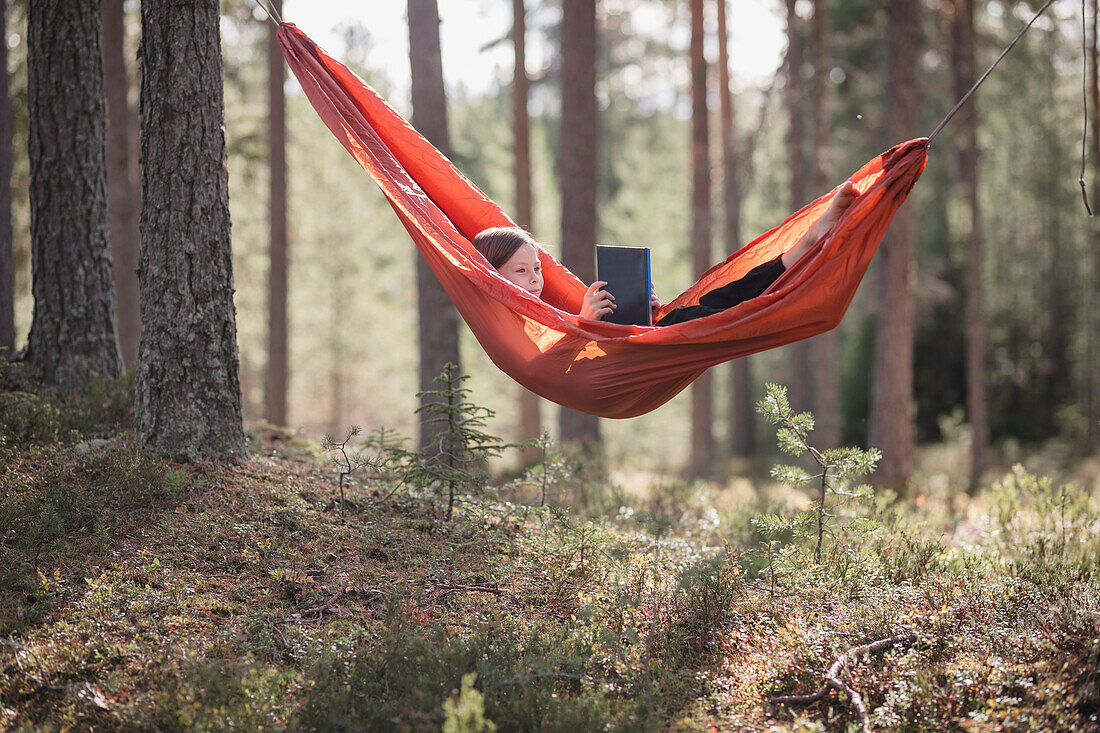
[277,22,929,419]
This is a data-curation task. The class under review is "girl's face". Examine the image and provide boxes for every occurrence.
[497,242,544,298]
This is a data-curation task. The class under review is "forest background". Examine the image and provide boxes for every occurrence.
[2,0,1098,483]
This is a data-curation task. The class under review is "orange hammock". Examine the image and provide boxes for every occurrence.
[277,22,929,420]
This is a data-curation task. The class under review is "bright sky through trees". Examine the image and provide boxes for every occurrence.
[280,0,786,102]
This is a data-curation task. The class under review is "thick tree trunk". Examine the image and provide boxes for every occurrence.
[689,0,714,477]
[809,0,839,450]
[408,0,463,452]
[559,0,601,450]
[136,0,245,461]
[718,0,755,458]
[869,0,920,490]
[267,0,289,426]
[785,0,812,415]
[513,0,542,452]
[950,0,987,490]
[24,0,120,387]
[0,0,12,355]
[101,0,141,370]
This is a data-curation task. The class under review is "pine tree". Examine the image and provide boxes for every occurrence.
[408,0,463,452]
[717,0,755,458]
[689,0,714,477]
[266,0,289,426]
[101,0,141,369]
[559,0,601,453]
[513,0,542,457]
[869,0,920,490]
[24,0,120,387]
[0,0,12,356]
[136,0,245,461]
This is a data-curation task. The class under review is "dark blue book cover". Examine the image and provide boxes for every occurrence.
[596,245,652,326]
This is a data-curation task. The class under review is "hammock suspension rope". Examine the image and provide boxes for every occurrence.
[927,0,1057,143]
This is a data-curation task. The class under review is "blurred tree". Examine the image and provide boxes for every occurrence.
[101,0,140,369]
[513,0,542,455]
[869,0,920,490]
[785,0,812,415]
[718,0,755,458]
[559,0,601,452]
[0,0,12,355]
[136,0,245,461]
[948,0,987,490]
[689,0,714,477]
[267,0,289,426]
[23,0,120,387]
[408,0,463,453]
[1089,0,1099,448]
[809,0,839,450]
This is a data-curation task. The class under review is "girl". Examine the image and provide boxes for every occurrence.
[473,180,857,326]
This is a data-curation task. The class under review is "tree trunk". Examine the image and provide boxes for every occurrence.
[809,0,839,450]
[869,0,920,490]
[718,0,755,458]
[266,0,289,426]
[785,0,812,414]
[24,0,120,387]
[1089,0,1100,448]
[327,257,347,437]
[0,0,12,355]
[408,0,463,452]
[689,0,714,477]
[559,0,601,451]
[513,0,542,453]
[950,0,987,490]
[101,0,141,370]
[136,0,245,461]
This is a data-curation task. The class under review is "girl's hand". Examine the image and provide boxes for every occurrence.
[579,281,615,320]
[650,287,661,321]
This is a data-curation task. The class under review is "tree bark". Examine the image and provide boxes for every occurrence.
[785,0,812,415]
[950,0,987,490]
[1089,0,1100,448]
[136,0,245,461]
[266,0,289,426]
[689,0,714,477]
[559,0,601,451]
[0,0,13,355]
[101,0,141,370]
[869,0,920,490]
[718,0,755,458]
[809,0,839,450]
[408,0,463,452]
[24,0,120,387]
[513,0,542,453]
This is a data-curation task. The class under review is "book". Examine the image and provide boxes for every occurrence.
[596,245,652,326]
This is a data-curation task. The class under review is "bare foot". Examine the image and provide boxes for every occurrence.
[782,180,858,268]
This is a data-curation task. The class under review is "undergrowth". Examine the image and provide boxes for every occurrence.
[0,373,1097,731]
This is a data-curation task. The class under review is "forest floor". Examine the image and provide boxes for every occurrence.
[1,381,1099,731]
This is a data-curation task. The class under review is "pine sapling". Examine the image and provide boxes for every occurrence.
[757,383,880,564]
[399,363,522,520]
[321,425,379,510]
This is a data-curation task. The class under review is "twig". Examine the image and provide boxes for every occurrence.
[2,637,64,692]
[293,589,345,620]
[433,583,517,602]
[769,632,917,733]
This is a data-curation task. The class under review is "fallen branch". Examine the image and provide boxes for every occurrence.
[768,632,917,733]
[1,637,64,693]
[434,583,517,602]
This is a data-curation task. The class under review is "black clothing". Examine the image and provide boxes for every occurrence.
[655,255,786,326]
